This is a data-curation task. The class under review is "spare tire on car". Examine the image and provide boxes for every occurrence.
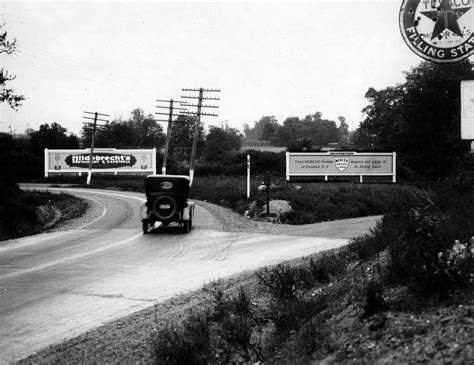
[152,195,178,220]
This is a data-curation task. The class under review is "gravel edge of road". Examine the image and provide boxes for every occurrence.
[49,195,105,232]
[196,200,382,238]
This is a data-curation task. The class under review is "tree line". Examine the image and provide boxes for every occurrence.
[243,114,349,150]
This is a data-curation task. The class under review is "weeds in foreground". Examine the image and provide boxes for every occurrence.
[309,254,347,283]
[152,253,345,364]
[363,280,386,315]
[152,311,212,365]
[256,254,348,300]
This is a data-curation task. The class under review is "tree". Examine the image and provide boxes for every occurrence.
[204,125,242,162]
[358,60,473,178]
[271,121,295,147]
[129,108,165,148]
[30,123,79,155]
[169,115,205,163]
[0,23,24,110]
[243,123,253,139]
[349,129,377,150]
[338,116,349,146]
[245,116,279,141]
[270,112,339,150]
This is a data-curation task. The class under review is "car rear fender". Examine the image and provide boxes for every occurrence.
[182,201,195,221]
[140,202,148,220]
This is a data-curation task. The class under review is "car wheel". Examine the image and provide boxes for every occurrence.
[182,221,191,233]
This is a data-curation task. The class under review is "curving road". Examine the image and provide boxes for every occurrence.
[0,187,379,363]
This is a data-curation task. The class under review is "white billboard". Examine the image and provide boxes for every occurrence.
[44,148,156,176]
[461,80,474,140]
[286,151,396,182]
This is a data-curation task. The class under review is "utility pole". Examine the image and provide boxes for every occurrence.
[155,99,187,175]
[82,111,109,185]
[181,88,220,185]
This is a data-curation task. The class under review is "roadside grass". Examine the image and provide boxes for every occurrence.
[0,188,89,241]
[35,174,412,225]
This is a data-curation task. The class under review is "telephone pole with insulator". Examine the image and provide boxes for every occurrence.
[82,111,109,185]
[155,99,187,175]
[180,88,220,185]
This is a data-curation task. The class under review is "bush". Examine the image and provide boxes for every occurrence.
[386,199,473,297]
[348,222,388,261]
[269,293,327,333]
[152,281,260,364]
[257,264,302,300]
[153,311,212,365]
[308,254,347,283]
[351,185,473,297]
[364,280,386,315]
[257,253,349,300]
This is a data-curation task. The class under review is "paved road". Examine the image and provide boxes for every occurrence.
[0,188,379,363]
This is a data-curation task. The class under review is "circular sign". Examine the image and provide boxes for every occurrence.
[399,0,474,63]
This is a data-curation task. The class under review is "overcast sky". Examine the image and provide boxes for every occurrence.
[1,1,441,135]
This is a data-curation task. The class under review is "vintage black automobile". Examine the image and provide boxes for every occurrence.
[141,175,195,233]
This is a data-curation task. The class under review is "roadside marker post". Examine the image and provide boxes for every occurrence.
[263,171,271,217]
